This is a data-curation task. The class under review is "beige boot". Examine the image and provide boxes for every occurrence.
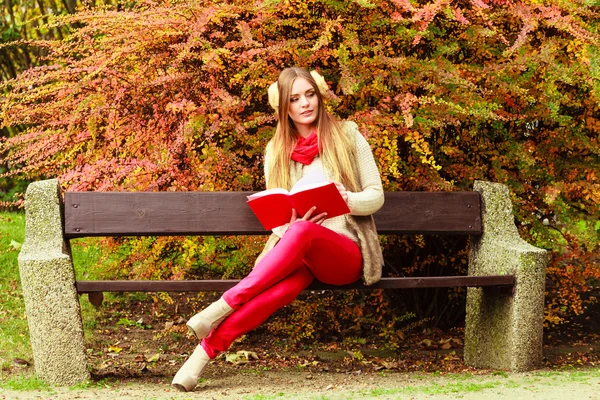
[172,345,210,392]
[186,297,234,340]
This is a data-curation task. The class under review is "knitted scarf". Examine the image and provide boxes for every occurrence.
[291,131,319,165]
[254,122,383,286]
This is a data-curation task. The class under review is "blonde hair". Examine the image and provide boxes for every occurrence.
[265,67,359,192]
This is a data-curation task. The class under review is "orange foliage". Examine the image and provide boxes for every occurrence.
[1,0,599,329]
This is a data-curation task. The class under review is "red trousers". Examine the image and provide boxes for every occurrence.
[201,220,362,358]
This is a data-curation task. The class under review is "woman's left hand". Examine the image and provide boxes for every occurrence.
[333,181,348,203]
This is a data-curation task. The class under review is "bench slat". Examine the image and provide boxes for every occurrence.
[64,191,482,237]
[75,275,513,293]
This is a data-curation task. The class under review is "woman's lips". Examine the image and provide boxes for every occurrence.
[301,110,313,116]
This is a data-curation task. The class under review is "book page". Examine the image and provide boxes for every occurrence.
[289,171,329,195]
[246,187,289,200]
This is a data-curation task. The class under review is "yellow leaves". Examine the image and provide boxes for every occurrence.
[201,48,232,72]
[543,186,561,205]
[375,130,402,179]
[146,353,161,362]
[165,99,197,114]
[157,292,174,305]
[108,344,123,353]
[404,130,442,171]
[566,39,590,64]
[225,350,259,364]
[312,18,342,51]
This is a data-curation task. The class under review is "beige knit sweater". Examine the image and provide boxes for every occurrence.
[267,121,384,242]
[256,121,385,285]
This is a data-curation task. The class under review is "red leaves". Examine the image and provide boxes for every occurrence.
[1,0,599,326]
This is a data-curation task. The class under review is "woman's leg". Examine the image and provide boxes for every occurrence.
[223,220,362,309]
[202,264,314,358]
[174,221,363,387]
[203,222,363,358]
[173,267,313,391]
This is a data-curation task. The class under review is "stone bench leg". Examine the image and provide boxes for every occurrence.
[464,181,548,372]
[18,179,89,385]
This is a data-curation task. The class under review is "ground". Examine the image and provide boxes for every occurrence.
[2,367,600,399]
[2,292,600,399]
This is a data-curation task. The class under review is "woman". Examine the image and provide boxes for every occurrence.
[172,67,384,392]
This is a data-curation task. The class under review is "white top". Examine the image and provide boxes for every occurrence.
[265,121,384,243]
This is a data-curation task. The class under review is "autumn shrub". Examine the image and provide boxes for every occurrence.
[266,289,418,349]
[1,0,599,334]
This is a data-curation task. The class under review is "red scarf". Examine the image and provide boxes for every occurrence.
[291,131,319,165]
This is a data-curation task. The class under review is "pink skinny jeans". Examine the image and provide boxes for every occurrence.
[201,220,362,358]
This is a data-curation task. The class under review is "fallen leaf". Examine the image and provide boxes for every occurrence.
[147,353,160,362]
[13,358,30,367]
[381,360,399,369]
[419,339,436,349]
[108,345,123,354]
[225,350,259,365]
[238,350,259,360]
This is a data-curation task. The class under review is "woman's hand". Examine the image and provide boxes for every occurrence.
[289,207,327,227]
[333,181,348,203]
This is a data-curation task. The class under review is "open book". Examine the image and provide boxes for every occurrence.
[246,177,350,230]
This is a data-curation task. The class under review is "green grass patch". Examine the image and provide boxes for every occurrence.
[70,237,106,338]
[0,372,53,391]
[0,212,109,378]
[564,368,600,382]
[0,212,30,371]
[365,380,501,397]
[243,394,285,400]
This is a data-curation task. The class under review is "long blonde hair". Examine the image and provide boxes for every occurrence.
[265,67,359,192]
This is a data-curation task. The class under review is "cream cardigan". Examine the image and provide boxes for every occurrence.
[255,121,384,285]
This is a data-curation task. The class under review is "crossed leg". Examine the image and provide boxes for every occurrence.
[202,220,362,357]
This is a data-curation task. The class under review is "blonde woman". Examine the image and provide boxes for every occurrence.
[172,67,384,392]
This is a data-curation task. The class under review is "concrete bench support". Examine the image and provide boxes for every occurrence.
[17,179,89,385]
[18,178,546,385]
[465,181,548,372]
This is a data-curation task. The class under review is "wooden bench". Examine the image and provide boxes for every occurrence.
[18,179,548,386]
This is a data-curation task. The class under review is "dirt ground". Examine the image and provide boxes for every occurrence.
[2,292,600,399]
[2,368,600,399]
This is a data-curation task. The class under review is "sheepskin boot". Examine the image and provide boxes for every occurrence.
[186,297,234,339]
[171,345,211,392]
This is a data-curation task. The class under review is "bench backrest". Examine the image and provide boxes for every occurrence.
[64,191,482,238]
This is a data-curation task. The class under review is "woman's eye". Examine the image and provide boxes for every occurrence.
[290,98,298,102]
[307,92,315,97]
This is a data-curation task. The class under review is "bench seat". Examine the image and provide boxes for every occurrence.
[18,179,548,386]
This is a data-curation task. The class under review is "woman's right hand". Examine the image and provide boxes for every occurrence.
[289,206,327,227]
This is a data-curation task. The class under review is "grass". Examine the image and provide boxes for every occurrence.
[1,373,53,391]
[364,380,502,397]
[0,212,29,373]
[0,211,107,385]
[0,210,161,391]
[239,367,600,400]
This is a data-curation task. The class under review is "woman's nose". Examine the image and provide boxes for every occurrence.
[300,96,309,107]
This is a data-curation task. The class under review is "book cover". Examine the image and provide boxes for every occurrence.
[246,181,350,230]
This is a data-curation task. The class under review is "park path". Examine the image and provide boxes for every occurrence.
[1,368,599,399]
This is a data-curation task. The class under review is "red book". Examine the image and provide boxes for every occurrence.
[246,182,350,230]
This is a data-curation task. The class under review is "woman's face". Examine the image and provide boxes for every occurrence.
[288,77,319,132]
